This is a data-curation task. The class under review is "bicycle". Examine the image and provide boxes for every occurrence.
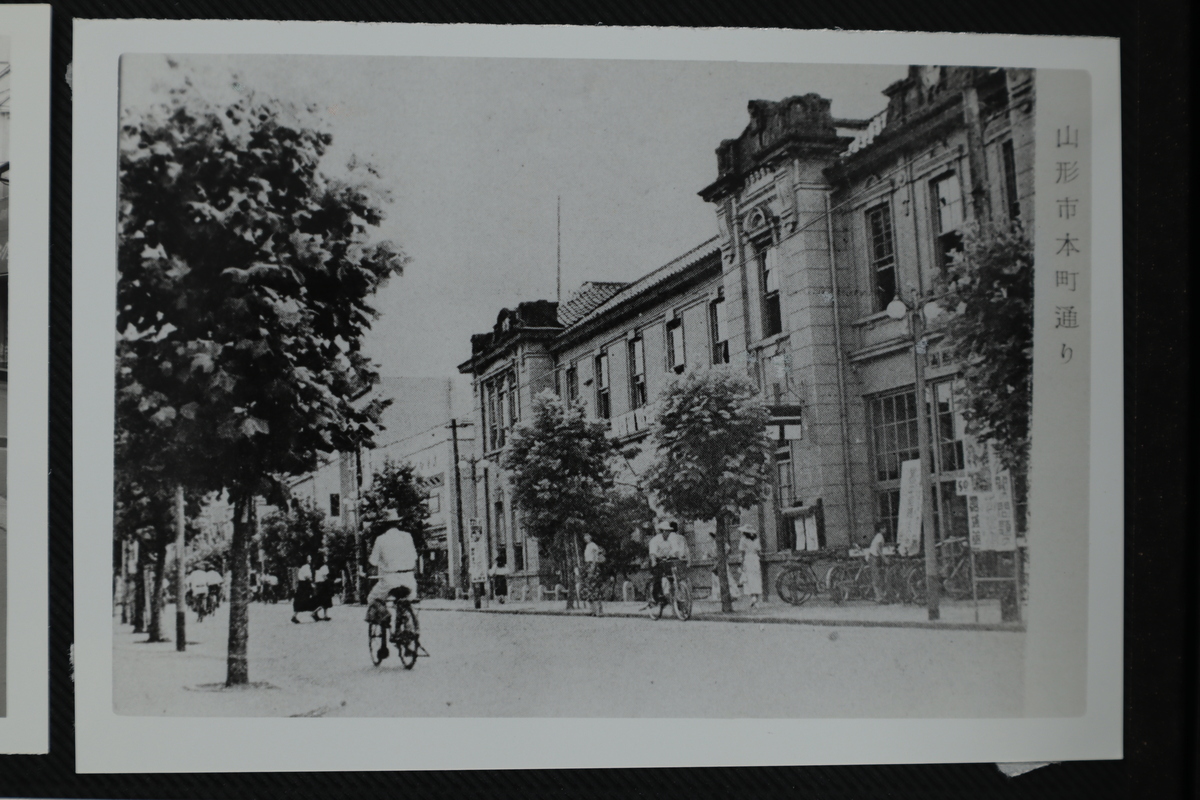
[649,559,693,621]
[775,558,823,606]
[906,537,972,604]
[367,586,428,670]
[825,557,872,604]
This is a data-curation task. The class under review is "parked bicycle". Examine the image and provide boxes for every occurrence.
[775,558,823,606]
[368,586,428,669]
[649,558,693,621]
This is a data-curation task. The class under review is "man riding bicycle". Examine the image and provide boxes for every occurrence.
[648,519,690,610]
[364,509,418,661]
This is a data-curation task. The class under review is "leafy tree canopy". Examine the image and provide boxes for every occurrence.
[360,458,431,550]
[503,390,615,542]
[644,367,773,523]
[936,221,1033,475]
[256,497,328,578]
[117,92,407,499]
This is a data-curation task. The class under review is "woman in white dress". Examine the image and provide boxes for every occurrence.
[738,524,763,608]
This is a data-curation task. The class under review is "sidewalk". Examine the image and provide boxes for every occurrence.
[419,595,1024,631]
[113,604,346,717]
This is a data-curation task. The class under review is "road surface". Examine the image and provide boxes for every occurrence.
[114,600,1025,718]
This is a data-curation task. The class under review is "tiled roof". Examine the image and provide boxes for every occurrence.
[562,237,722,336]
[844,107,890,156]
[557,281,628,327]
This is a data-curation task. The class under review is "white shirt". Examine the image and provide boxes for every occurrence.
[868,532,886,557]
[188,572,208,592]
[369,527,418,573]
[296,564,313,582]
[314,565,330,583]
[648,535,672,563]
[583,541,600,564]
[666,532,690,560]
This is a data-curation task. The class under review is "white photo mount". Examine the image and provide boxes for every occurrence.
[72,20,1122,773]
[0,3,51,756]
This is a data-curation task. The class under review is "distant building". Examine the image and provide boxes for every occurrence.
[286,376,474,593]
[460,66,1035,597]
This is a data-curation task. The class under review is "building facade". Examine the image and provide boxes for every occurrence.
[459,65,1035,597]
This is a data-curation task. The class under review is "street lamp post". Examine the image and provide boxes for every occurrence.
[887,292,941,621]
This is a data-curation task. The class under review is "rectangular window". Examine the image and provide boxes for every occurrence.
[506,372,518,427]
[628,336,647,409]
[329,493,340,517]
[486,382,499,450]
[496,378,508,448]
[566,364,579,401]
[666,319,685,373]
[775,445,794,548]
[758,247,782,337]
[513,542,525,572]
[709,293,729,364]
[595,351,611,419]
[865,204,897,311]
[930,379,966,473]
[1001,140,1020,220]
[931,173,965,270]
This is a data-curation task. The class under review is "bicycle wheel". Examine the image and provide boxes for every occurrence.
[368,622,387,666]
[884,562,910,604]
[943,559,973,600]
[393,604,420,670]
[825,563,854,605]
[776,566,817,606]
[907,564,928,605]
[673,580,693,621]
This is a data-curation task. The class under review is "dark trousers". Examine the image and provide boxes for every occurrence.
[869,555,885,602]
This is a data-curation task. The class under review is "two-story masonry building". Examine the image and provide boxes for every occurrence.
[459,65,1035,599]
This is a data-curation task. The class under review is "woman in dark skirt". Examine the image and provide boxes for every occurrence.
[312,555,333,621]
[291,554,318,623]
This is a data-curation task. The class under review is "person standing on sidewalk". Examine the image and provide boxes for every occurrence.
[582,532,605,617]
[738,525,763,608]
[291,555,318,623]
[313,556,333,621]
[868,523,888,604]
[708,530,741,603]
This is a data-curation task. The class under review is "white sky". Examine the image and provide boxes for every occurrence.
[120,54,907,378]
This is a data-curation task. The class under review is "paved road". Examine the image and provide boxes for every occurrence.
[115,601,1025,718]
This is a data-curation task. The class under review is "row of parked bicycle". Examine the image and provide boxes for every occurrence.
[774,537,977,607]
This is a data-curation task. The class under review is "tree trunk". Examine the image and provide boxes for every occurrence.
[132,542,148,633]
[145,533,168,642]
[714,515,734,613]
[225,494,253,686]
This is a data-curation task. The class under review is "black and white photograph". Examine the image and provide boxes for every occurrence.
[0,2,50,755]
[73,22,1122,772]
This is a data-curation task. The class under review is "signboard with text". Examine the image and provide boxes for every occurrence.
[896,459,923,557]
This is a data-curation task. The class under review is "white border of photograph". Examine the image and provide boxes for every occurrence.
[72,20,1122,773]
[0,3,50,756]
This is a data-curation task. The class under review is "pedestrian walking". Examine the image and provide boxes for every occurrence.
[582,533,605,616]
[489,557,510,604]
[313,556,333,621]
[291,554,318,623]
[738,524,763,608]
[187,568,210,619]
[868,523,888,604]
[205,567,223,613]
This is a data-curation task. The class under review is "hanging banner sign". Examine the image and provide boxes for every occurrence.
[468,519,487,582]
[896,459,923,557]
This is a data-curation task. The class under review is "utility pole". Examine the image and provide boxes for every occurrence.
[911,299,941,621]
[556,195,562,303]
[174,484,186,651]
[449,418,467,593]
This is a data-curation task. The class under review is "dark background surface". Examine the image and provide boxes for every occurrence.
[0,0,1193,796]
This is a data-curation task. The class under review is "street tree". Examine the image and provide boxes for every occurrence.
[503,390,614,609]
[645,367,773,612]
[936,221,1033,478]
[117,88,407,685]
[591,489,654,587]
